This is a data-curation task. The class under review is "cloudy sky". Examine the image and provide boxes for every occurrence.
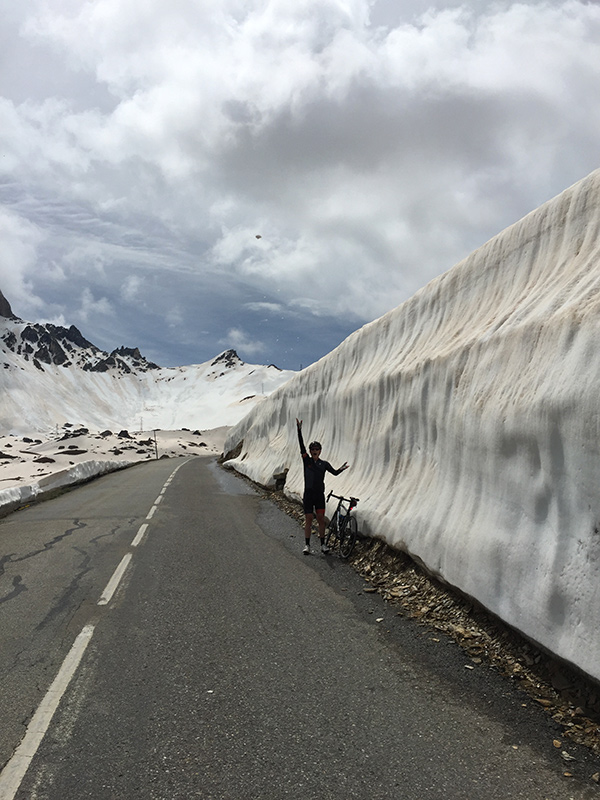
[1,0,599,370]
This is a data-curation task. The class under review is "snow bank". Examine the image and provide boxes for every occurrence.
[0,348,294,436]
[0,427,229,516]
[0,460,134,516]
[224,168,600,683]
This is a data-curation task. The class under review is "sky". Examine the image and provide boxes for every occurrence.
[1,0,599,370]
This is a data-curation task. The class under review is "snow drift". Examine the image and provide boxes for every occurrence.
[0,323,295,435]
[224,168,600,683]
[0,459,135,517]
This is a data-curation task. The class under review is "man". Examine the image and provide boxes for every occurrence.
[296,418,349,554]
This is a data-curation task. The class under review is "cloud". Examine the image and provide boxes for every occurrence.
[1,1,600,368]
[165,305,184,329]
[244,301,285,315]
[121,275,142,303]
[77,287,114,323]
[0,206,45,314]
[222,327,266,358]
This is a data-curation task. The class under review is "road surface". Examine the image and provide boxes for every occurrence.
[0,456,598,799]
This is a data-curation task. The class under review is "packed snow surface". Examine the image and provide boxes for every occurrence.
[0,344,294,435]
[224,168,600,683]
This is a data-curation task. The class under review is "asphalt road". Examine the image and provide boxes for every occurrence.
[0,456,599,799]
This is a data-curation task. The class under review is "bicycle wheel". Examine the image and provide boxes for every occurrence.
[339,515,358,559]
[324,513,339,549]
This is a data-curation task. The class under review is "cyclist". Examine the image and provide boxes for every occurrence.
[296,418,349,554]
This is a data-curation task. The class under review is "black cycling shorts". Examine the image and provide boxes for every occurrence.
[303,489,326,514]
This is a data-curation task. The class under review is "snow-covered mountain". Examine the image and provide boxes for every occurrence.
[0,291,295,435]
[224,168,600,684]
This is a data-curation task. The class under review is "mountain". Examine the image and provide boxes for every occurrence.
[223,168,600,684]
[0,289,15,319]
[0,300,295,434]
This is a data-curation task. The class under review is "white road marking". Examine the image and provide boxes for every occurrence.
[97,554,133,606]
[0,462,190,798]
[0,624,95,800]
[131,523,149,548]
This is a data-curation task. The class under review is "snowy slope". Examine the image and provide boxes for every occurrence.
[0,310,295,435]
[224,168,600,683]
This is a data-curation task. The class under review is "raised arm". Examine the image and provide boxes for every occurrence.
[326,460,349,476]
[296,418,307,455]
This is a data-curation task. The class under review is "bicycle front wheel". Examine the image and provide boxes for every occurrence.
[324,513,339,549]
[339,515,358,559]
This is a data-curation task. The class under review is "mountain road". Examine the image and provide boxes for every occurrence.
[0,456,598,798]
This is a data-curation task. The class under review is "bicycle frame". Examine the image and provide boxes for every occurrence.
[325,491,359,558]
[327,491,357,520]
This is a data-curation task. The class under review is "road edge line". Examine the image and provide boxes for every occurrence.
[0,624,95,800]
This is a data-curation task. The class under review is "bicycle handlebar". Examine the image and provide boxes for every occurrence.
[327,490,359,506]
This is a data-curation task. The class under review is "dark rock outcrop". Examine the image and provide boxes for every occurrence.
[0,289,160,375]
[211,349,242,369]
[0,290,16,319]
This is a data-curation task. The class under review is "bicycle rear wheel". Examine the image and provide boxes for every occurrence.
[339,515,358,559]
[324,513,339,549]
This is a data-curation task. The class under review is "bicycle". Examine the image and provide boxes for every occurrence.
[324,491,360,559]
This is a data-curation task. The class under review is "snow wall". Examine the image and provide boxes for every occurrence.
[224,168,600,684]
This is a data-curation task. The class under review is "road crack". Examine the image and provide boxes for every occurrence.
[0,574,27,605]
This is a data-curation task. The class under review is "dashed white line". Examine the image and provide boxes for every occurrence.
[97,554,133,606]
[0,461,190,798]
[0,624,96,800]
[131,523,149,548]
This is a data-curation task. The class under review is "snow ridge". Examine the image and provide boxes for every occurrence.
[0,314,295,435]
[224,168,600,683]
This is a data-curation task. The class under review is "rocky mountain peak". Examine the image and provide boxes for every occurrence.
[211,349,243,369]
[0,289,17,320]
[0,289,159,375]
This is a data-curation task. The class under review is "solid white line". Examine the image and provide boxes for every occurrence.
[0,624,95,800]
[131,523,149,548]
[97,554,133,606]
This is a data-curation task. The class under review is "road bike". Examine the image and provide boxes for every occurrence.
[324,491,360,559]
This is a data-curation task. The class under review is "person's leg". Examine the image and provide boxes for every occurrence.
[304,512,313,540]
[316,509,329,552]
[316,510,326,540]
[303,512,313,553]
